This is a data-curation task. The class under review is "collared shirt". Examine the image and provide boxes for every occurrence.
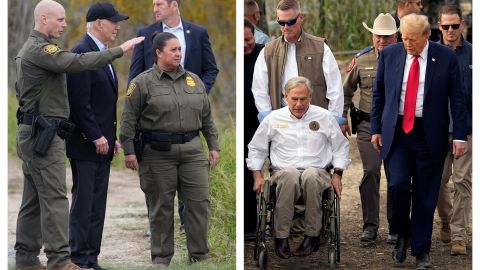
[246,105,350,171]
[163,21,186,67]
[254,26,270,45]
[87,32,115,79]
[399,41,428,117]
[252,40,344,118]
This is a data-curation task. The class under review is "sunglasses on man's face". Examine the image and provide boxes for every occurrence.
[277,16,299,27]
[440,24,460,30]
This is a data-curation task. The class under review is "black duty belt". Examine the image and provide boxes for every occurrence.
[19,113,67,125]
[142,130,199,144]
[358,110,371,122]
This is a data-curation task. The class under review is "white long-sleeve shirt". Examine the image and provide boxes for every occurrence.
[251,42,344,118]
[246,105,350,171]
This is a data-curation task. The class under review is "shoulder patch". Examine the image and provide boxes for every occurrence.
[126,83,137,97]
[43,44,59,55]
[186,76,196,87]
[346,58,356,73]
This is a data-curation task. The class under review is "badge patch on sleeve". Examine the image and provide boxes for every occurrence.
[309,121,320,131]
[186,76,196,87]
[346,58,356,73]
[43,44,59,55]
[126,83,137,97]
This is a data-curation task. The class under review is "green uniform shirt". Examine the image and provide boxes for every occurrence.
[343,46,378,117]
[120,64,219,154]
[15,30,123,118]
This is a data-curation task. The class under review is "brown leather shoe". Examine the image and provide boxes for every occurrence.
[274,237,291,259]
[153,257,170,268]
[16,264,47,270]
[55,263,85,270]
[293,235,320,256]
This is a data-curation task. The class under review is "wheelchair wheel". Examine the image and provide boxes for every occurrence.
[254,180,271,263]
[335,195,341,261]
[258,246,268,270]
[328,247,335,270]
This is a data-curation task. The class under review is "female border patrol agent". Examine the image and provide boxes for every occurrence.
[119,32,220,267]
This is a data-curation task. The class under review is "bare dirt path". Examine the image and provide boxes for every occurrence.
[243,136,472,270]
[8,157,154,268]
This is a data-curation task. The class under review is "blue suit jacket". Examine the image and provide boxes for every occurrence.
[370,41,467,163]
[127,19,218,93]
[66,34,118,162]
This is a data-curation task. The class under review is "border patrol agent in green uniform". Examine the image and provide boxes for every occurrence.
[120,32,220,267]
[14,1,144,270]
[341,13,398,246]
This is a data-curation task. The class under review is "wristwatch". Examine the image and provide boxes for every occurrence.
[333,168,343,177]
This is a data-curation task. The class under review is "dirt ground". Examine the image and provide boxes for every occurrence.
[8,158,155,268]
[7,134,472,269]
[243,136,472,270]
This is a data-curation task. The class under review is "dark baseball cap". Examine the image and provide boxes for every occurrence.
[86,2,129,22]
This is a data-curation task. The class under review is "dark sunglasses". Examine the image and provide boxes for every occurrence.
[440,24,460,30]
[277,16,299,27]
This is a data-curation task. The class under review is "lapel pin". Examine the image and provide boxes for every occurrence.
[186,29,190,34]
[432,57,435,62]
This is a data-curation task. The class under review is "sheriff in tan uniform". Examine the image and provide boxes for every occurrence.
[120,36,219,265]
[342,13,398,245]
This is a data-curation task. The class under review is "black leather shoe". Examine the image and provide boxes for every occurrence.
[415,252,431,269]
[293,235,320,257]
[360,229,377,244]
[392,236,409,264]
[88,263,108,270]
[274,238,291,259]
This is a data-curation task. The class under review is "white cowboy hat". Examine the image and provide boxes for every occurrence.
[362,13,398,35]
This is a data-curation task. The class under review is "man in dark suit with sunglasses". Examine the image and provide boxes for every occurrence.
[251,0,344,125]
[435,4,472,257]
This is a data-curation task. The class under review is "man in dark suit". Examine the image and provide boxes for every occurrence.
[127,0,218,94]
[66,3,129,270]
[370,14,467,269]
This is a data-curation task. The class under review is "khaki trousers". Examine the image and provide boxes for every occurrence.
[139,136,210,264]
[15,124,71,270]
[271,167,331,239]
[437,134,472,242]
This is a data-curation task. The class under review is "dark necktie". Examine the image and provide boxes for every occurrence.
[402,55,420,134]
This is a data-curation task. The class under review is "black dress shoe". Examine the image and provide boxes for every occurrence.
[415,252,431,269]
[360,229,377,244]
[88,263,108,270]
[392,236,409,264]
[274,237,291,259]
[293,235,320,257]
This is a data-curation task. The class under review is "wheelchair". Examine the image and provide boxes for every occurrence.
[253,178,341,270]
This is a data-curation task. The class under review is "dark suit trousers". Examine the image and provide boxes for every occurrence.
[386,117,443,256]
[69,159,111,266]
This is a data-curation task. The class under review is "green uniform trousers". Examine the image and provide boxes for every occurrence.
[139,136,210,264]
[15,124,71,269]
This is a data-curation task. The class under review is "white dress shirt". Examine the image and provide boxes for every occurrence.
[246,105,350,171]
[163,21,186,67]
[251,40,344,118]
[87,32,115,79]
[399,42,428,117]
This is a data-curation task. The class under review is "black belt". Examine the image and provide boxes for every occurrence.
[19,114,67,125]
[142,130,199,144]
[358,110,370,122]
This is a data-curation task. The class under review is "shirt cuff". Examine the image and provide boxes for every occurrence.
[334,116,347,125]
[257,111,271,123]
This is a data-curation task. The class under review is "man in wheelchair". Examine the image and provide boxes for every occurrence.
[246,76,350,259]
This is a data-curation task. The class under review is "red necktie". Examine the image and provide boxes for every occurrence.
[402,55,420,134]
